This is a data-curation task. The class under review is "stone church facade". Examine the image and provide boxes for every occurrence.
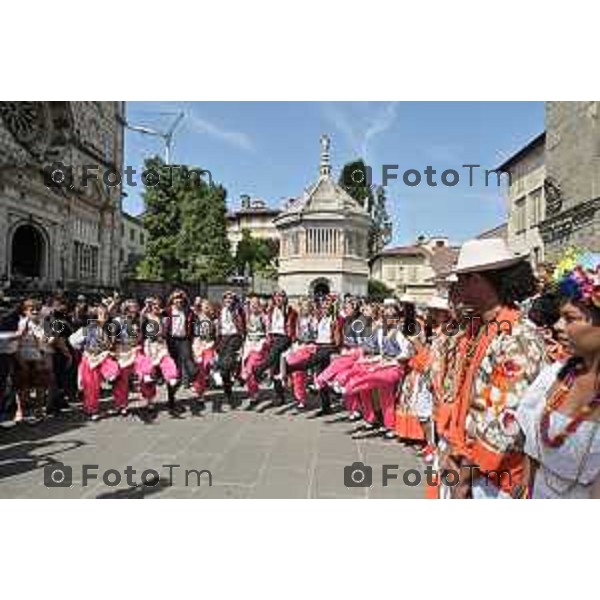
[274,135,371,298]
[0,101,125,292]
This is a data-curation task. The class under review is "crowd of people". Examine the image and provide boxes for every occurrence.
[0,237,599,499]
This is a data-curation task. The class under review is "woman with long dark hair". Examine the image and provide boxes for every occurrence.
[240,295,269,410]
[252,290,297,406]
[314,301,381,419]
[517,251,600,498]
[137,297,179,416]
[214,291,246,411]
[286,294,343,416]
[68,304,120,420]
[280,297,318,411]
[190,297,218,412]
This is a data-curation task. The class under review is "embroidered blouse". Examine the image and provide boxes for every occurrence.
[516,362,600,499]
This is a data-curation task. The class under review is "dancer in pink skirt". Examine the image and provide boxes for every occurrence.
[69,304,120,421]
[314,301,381,412]
[189,297,217,412]
[137,298,179,416]
[285,294,344,416]
[283,298,318,410]
[241,295,269,410]
[342,299,414,439]
[111,299,143,417]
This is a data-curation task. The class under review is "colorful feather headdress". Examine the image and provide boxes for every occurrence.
[552,247,600,309]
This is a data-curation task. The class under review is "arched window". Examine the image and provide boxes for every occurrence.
[11,224,45,278]
[291,231,300,255]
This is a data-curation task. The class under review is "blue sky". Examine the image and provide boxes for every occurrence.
[124,101,544,246]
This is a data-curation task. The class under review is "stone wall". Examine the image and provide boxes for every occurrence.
[542,101,600,259]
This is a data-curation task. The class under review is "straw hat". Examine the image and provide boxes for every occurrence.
[453,238,523,274]
[427,295,450,311]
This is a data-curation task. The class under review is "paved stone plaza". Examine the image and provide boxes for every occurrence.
[0,390,426,499]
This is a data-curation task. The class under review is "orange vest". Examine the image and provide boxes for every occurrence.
[447,308,524,495]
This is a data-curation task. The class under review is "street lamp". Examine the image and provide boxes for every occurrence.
[126,112,185,164]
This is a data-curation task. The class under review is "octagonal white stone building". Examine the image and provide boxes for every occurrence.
[274,135,371,298]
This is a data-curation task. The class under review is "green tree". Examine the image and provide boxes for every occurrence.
[137,156,233,283]
[339,159,392,258]
[368,278,394,302]
[234,229,279,279]
[177,181,233,283]
[370,185,392,257]
[137,157,183,281]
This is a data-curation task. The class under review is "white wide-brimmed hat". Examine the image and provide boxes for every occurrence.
[453,238,523,274]
[383,297,399,307]
[427,295,450,311]
[399,294,416,304]
[445,273,458,283]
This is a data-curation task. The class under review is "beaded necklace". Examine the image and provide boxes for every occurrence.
[534,366,600,496]
[540,366,600,448]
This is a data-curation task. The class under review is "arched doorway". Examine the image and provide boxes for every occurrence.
[11,224,46,279]
[310,277,331,299]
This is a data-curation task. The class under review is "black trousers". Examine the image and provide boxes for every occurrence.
[168,338,196,386]
[254,334,291,380]
[47,352,74,412]
[216,334,243,398]
[286,344,337,410]
[0,353,14,417]
[287,345,336,375]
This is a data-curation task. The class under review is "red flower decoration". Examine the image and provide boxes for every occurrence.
[502,359,521,380]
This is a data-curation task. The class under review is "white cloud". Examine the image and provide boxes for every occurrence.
[322,101,398,161]
[360,102,398,159]
[187,111,254,152]
[321,103,361,153]
[127,101,255,153]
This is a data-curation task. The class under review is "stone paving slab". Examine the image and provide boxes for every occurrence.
[0,392,427,499]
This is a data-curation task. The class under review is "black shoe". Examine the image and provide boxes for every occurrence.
[212,399,224,413]
[318,389,332,414]
[139,406,157,424]
[245,399,259,411]
[191,400,206,416]
[167,401,185,416]
[311,407,333,418]
[230,397,242,410]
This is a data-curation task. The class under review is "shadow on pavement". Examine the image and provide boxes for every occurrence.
[96,476,172,499]
[0,415,89,482]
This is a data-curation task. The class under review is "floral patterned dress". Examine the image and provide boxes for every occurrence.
[462,310,547,496]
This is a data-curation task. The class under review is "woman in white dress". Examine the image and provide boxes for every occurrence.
[517,251,600,499]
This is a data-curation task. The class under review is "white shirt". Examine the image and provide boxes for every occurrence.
[270,307,285,335]
[18,317,47,360]
[220,307,238,336]
[316,316,333,344]
[170,307,186,338]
